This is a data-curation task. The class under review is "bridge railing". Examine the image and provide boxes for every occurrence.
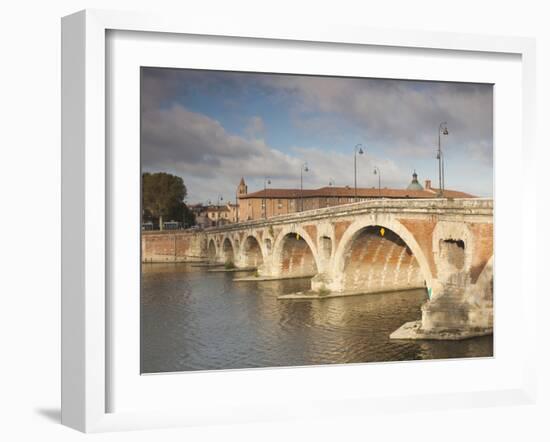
[203,197,493,234]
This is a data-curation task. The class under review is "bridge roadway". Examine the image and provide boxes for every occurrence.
[142,198,494,340]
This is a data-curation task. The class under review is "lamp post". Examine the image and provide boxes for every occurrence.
[441,150,445,194]
[373,166,381,197]
[437,122,449,197]
[354,143,364,201]
[328,178,335,187]
[263,177,271,219]
[300,162,309,212]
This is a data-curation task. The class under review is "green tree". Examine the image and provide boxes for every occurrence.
[142,172,187,230]
[165,202,196,228]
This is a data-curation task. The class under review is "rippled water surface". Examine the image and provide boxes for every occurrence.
[141,263,493,373]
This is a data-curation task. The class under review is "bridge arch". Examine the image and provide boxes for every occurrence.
[271,225,320,278]
[221,237,236,265]
[333,217,433,294]
[242,234,264,267]
[207,238,218,262]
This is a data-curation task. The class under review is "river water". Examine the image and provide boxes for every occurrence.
[141,263,493,373]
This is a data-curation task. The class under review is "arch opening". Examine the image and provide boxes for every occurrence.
[243,236,263,268]
[207,240,217,262]
[440,239,465,271]
[342,225,425,294]
[222,238,235,266]
[278,232,318,278]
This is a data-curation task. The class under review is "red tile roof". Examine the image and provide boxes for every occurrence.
[238,186,475,199]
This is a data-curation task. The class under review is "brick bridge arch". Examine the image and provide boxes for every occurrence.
[221,236,236,264]
[242,234,265,267]
[207,238,218,262]
[329,216,434,293]
[271,225,320,278]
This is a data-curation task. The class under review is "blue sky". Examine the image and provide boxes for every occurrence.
[141,68,493,204]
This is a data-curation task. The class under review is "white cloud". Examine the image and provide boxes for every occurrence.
[140,68,493,199]
[142,104,411,203]
[259,75,493,160]
[244,116,265,138]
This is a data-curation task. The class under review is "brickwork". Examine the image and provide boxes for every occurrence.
[142,231,204,262]
[279,234,318,277]
[243,236,263,267]
[343,227,423,293]
[333,220,352,244]
[469,223,494,283]
[302,225,318,248]
[397,218,437,278]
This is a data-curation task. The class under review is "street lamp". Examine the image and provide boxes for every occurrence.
[373,166,381,197]
[263,177,271,219]
[354,143,364,201]
[437,122,449,197]
[440,150,446,194]
[328,178,335,187]
[300,162,309,212]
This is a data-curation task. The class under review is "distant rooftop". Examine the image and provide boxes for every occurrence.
[239,186,474,200]
[238,171,474,200]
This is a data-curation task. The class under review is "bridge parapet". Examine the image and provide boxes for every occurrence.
[203,198,493,234]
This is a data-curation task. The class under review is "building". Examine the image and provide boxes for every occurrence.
[236,173,475,221]
[407,170,424,190]
[189,202,239,228]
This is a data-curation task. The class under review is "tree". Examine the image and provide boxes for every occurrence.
[165,202,196,228]
[142,172,187,230]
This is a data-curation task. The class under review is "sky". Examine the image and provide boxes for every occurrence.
[141,67,493,204]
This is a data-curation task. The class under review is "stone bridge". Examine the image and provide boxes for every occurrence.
[142,198,493,340]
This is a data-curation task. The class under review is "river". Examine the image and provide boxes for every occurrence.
[141,263,493,373]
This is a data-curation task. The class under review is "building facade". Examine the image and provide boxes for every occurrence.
[189,202,239,228]
[236,174,475,222]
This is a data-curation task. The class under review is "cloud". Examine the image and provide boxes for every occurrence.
[244,116,265,138]
[141,103,408,202]
[141,103,302,199]
[140,68,493,200]
[259,76,493,162]
[290,146,403,190]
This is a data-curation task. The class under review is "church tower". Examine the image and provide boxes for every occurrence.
[237,177,248,196]
[236,177,248,222]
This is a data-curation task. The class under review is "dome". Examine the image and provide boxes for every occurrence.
[406,171,424,191]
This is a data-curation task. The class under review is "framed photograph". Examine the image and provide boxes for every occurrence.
[61,9,537,433]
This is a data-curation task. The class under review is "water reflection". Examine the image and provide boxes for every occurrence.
[141,263,493,373]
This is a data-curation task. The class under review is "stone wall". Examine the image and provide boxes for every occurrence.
[141,231,206,263]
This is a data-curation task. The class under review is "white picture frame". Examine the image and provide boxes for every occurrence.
[61,9,537,433]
